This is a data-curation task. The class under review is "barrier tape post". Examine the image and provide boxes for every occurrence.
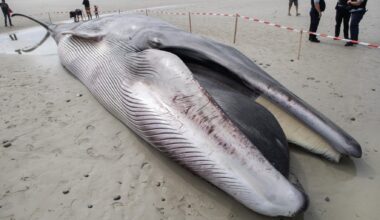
[233,13,239,44]
[188,12,192,33]
[145,9,148,16]
[297,29,303,60]
[48,12,52,23]
[119,9,120,14]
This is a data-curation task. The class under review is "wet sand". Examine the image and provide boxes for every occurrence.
[1,0,380,219]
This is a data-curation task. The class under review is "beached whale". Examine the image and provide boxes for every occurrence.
[13,13,361,217]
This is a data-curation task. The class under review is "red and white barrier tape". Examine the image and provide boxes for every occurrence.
[21,9,379,49]
[149,10,380,49]
[239,15,379,48]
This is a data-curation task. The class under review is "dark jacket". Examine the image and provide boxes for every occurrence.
[351,0,367,10]
[82,0,90,8]
[337,0,349,6]
[0,2,10,14]
[336,0,350,11]
[311,0,326,12]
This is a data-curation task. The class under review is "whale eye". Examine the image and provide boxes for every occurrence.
[149,37,162,48]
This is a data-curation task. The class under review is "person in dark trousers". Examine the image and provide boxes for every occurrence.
[82,0,92,20]
[0,0,12,27]
[288,0,300,16]
[345,0,368,46]
[335,0,351,39]
[70,10,77,22]
[309,0,326,43]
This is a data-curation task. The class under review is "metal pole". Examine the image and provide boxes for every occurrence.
[119,9,121,14]
[297,29,304,60]
[233,13,239,44]
[48,12,52,23]
[188,12,192,33]
[145,9,148,16]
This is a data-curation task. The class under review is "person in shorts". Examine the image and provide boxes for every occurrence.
[289,0,301,16]
[82,0,92,20]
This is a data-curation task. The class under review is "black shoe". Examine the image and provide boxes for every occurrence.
[345,42,355,47]
[309,38,320,43]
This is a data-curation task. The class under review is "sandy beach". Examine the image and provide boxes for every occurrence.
[1,0,380,219]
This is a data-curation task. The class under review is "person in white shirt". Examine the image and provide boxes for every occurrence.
[309,0,326,43]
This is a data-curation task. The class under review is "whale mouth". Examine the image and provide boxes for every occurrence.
[158,44,361,162]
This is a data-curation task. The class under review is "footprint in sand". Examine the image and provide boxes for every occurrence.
[3,140,12,148]
[46,102,54,108]
[77,138,90,145]
[86,125,95,131]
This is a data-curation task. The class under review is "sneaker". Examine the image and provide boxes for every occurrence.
[296,13,301,16]
[345,42,355,47]
[288,13,291,16]
[309,38,320,43]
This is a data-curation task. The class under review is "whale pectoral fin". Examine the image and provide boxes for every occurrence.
[61,30,106,41]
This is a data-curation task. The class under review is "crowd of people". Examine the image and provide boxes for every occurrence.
[70,1,99,22]
[1,0,100,25]
[305,0,368,46]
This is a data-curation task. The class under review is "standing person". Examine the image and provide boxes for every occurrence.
[309,0,326,43]
[75,9,84,21]
[0,0,12,27]
[288,0,301,16]
[345,0,368,46]
[94,5,99,18]
[335,0,351,39]
[70,10,77,22]
[82,0,92,20]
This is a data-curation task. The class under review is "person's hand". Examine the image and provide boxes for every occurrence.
[319,12,322,18]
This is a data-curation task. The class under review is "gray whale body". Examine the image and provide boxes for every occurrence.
[12,13,362,217]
